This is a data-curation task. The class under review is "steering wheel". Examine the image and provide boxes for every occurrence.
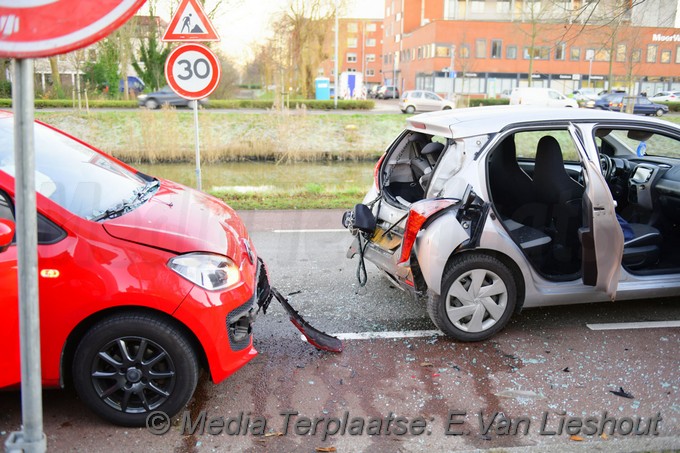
[599,154,613,180]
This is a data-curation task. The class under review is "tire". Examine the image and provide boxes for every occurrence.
[427,253,517,342]
[405,105,416,114]
[145,99,159,109]
[443,106,452,110]
[72,313,199,426]
[656,108,665,117]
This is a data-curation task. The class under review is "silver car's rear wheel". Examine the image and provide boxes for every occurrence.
[427,253,517,341]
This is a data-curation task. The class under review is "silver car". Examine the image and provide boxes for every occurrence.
[399,90,455,114]
[344,106,680,341]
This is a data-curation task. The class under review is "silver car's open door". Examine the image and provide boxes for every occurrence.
[571,124,623,299]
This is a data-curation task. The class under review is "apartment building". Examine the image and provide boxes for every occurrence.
[320,18,384,90]
[381,0,680,97]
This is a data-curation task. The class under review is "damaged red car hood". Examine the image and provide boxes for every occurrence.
[102,180,248,257]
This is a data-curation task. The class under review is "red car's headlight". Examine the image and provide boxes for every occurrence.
[168,253,241,290]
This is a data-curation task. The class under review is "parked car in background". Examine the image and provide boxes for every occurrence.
[377,85,400,99]
[571,88,599,108]
[119,76,145,95]
[138,86,209,109]
[344,106,680,341]
[399,90,455,113]
[650,91,680,102]
[509,87,578,108]
[594,93,668,116]
[0,112,269,425]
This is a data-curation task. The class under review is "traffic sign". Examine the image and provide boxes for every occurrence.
[0,0,146,58]
[162,0,220,42]
[165,43,221,100]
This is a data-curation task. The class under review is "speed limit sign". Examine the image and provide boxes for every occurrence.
[165,43,221,99]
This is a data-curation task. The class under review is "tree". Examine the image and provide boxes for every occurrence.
[266,0,338,98]
[132,5,172,92]
[84,37,120,96]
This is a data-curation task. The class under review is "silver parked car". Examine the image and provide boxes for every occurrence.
[343,106,680,341]
[399,90,455,114]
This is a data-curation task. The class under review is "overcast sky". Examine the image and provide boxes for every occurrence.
[143,0,384,62]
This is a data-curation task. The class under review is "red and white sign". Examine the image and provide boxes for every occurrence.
[162,0,219,42]
[0,0,146,58]
[165,43,220,100]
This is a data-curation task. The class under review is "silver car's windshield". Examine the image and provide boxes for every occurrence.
[0,118,149,220]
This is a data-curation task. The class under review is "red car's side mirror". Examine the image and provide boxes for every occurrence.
[0,218,15,252]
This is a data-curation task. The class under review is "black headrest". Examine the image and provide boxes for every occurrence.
[421,142,444,155]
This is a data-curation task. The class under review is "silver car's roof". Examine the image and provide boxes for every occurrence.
[406,105,678,138]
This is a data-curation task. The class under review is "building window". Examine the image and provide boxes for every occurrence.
[347,23,358,33]
[491,40,502,59]
[616,44,626,62]
[347,68,357,72]
[523,0,541,15]
[632,49,641,63]
[676,46,680,63]
[347,37,357,48]
[497,0,510,13]
[475,39,486,58]
[396,12,402,21]
[367,23,377,32]
[595,49,610,62]
[555,42,565,60]
[506,45,517,59]
[471,0,485,13]
[436,45,452,57]
[366,53,375,62]
[570,47,581,61]
[661,49,671,63]
[524,46,549,60]
[366,69,375,76]
[347,53,357,63]
[646,44,657,63]
[460,44,470,59]
[366,38,376,47]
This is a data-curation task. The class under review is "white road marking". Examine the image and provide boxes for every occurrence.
[274,229,347,233]
[301,330,444,342]
[587,320,680,331]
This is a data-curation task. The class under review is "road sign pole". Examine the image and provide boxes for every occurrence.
[193,100,202,191]
[5,58,46,453]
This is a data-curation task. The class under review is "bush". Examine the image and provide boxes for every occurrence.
[660,101,680,113]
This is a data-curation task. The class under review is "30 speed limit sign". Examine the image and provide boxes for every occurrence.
[165,43,221,99]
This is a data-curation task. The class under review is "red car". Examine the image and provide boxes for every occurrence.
[0,112,270,426]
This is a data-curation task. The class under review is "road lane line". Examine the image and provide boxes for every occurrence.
[274,229,347,233]
[587,320,680,331]
[301,330,444,342]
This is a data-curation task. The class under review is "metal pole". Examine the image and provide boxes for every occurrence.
[5,58,47,453]
[193,100,202,191]
[334,0,338,109]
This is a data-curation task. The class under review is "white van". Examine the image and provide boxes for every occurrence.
[509,87,579,108]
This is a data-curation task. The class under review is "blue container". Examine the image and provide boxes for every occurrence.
[315,77,330,100]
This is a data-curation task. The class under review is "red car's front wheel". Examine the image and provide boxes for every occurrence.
[72,313,199,426]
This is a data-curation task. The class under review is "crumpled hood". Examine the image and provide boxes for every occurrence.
[103,180,249,258]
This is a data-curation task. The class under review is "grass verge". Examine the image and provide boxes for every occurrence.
[212,188,365,210]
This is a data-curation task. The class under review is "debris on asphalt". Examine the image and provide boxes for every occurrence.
[495,389,546,400]
[570,435,584,441]
[609,386,634,399]
[562,367,570,372]
[315,447,337,452]
[420,362,434,367]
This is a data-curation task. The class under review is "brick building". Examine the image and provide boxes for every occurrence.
[320,18,384,92]
[381,0,680,97]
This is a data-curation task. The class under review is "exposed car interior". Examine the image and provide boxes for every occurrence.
[488,127,680,279]
[380,131,446,206]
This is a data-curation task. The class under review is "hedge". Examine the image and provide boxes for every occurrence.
[0,98,375,110]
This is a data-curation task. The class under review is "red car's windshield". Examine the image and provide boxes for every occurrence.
[0,118,149,220]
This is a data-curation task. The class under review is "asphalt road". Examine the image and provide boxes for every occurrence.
[1,209,679,452]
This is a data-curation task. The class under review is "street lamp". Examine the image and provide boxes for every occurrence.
[334,0,338,109]
[449,44,456,101]
[586,49,594,89]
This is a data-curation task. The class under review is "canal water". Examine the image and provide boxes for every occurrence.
[135,161,376,192]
